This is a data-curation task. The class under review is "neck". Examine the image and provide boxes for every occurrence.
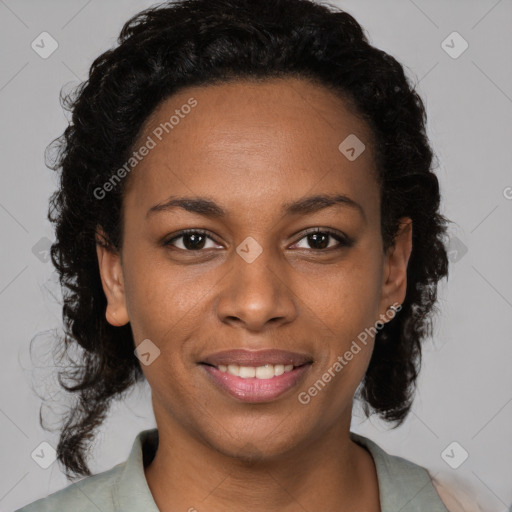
[144,414,379,512]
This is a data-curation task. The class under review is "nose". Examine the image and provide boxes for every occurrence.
[215,243,298,332]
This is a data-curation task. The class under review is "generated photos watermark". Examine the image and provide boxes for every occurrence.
[93,97,198,200]
[298,302,402,405]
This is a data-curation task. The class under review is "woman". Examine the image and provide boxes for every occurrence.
[17,0,454,510]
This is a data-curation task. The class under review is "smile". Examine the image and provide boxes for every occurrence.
[200,362,312,403]
[217,363,295,379]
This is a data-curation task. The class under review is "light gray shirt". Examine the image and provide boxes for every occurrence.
[16,428,450,511]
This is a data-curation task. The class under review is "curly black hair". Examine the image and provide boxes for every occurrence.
[41,0,450,480]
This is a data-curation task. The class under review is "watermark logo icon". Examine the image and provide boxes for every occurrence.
[31,32,58,59]
[338,134,365,161]
[441,32,468,59]
[447,235,468,263]
[31,441,57,469]
[441,441,469,469]
[134,339,161,366]
[236,237,263,263]
[32,236,52,263]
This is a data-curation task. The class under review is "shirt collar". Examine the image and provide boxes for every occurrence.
[350,431,448,511]
[113,428,160,511]
[113,428,446,512]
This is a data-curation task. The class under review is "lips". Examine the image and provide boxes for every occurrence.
[200,348,313,368]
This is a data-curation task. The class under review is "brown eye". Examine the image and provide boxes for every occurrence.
[292,228,352,251]
[163,230,221,251]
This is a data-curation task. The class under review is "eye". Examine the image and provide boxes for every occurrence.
[163,229,222,251]
[163,228,353,252]
[291,228,352,251]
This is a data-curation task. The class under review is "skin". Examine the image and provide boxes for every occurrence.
[96,76,412,512]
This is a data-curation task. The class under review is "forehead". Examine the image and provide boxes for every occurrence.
[123,77,378,222]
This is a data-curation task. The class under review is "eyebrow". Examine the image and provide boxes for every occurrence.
[146,193,365,222]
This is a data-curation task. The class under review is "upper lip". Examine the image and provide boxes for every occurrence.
[200,349,313,367]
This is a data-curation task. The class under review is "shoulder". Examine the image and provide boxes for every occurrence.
[363,441,489,512]
[431,472,495,512]
[15,428,159,512]
[14,462,125,512]
[350,432,451,511]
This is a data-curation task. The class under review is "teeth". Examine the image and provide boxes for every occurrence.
[239,366,255,378]
[217,363,295,379]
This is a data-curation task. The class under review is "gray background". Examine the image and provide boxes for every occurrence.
[1,0,511,510]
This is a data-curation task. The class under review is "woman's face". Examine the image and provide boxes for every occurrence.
[96,77,411,459]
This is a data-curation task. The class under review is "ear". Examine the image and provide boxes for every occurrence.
[378,217,413,321]
[95,226,130,326]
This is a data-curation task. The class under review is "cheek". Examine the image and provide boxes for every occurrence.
[122,254,216,390]
[122,249,199,336]
[297,254,381,385]
[297,251,382,326]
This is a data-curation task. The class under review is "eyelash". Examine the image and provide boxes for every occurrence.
[162,227,353,252]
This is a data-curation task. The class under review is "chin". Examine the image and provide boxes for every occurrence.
[204,424,307,465]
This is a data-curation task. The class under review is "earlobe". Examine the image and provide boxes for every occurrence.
[95,227,130,326]
[378,217,413,321]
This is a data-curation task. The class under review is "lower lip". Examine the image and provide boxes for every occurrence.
[200,364,311,403]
